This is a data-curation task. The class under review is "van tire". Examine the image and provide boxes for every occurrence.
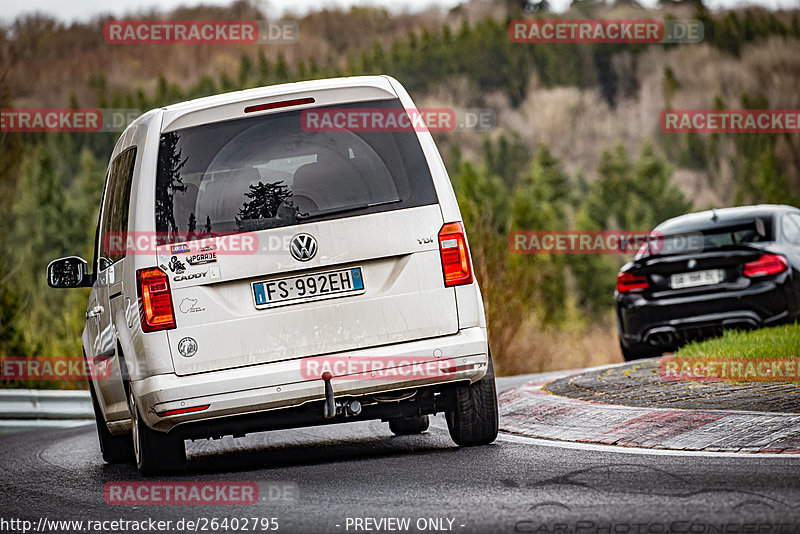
[89,382,134,464]
[130,391,186,476]
[446,352,499,447]
[389,415,429,436]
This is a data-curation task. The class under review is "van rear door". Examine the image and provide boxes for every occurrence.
[154,99,460,375]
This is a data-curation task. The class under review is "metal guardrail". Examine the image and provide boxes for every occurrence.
[0,389,93,420]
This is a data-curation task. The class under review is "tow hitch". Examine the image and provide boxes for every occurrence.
[321,372,362,418]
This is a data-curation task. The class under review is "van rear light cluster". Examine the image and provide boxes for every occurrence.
[744,254,788,278]
[136,267,176,332]
[617,272,649,293]
[438,222,473,287]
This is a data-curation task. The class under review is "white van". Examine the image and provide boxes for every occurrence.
[47,76,497,475]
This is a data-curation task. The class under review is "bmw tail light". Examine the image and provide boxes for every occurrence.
[617,272,649,293]
[136,267,176,332]
[744,254,788,278]
[438,222,473,287]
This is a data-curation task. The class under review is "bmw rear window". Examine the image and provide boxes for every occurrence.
[155,99,438,243]
[639,217,775,257]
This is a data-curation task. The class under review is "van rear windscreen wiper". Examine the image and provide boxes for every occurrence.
[295,198,401,221]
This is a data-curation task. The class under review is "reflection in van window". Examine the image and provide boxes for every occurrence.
[155,99,438,244]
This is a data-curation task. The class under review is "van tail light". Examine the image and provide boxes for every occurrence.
[136,267,176,332]
[617,272,649,293]
[438,222,473,287]
[744,254,788,278]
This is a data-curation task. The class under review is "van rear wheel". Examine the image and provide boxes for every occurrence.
[446,352,499,447]
[129,392,186,476]
[89,382,134,463]
[389,415,429,436]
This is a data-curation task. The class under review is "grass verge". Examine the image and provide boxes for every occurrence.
[675,323,800,359]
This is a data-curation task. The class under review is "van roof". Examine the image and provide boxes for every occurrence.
[151,75,400,133]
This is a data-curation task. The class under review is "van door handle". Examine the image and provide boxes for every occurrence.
[86,305,104,319]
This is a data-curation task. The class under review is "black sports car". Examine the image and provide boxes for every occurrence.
[615,204,800,360]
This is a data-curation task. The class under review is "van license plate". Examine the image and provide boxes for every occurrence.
[252,267,365,309]
[670,269,723,289]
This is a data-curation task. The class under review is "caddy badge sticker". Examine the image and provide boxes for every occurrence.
[173,271,207,282]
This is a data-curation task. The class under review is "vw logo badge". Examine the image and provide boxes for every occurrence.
[687,259,697,269]
[290,233,318,262]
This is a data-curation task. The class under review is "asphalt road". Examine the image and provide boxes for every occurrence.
[1,376,799,533]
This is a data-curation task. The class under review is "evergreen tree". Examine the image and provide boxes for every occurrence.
[238,52,254,88]
[257,50,271,85]
[274,52,290,82]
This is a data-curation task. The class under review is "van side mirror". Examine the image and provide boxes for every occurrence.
[47,256,92,288]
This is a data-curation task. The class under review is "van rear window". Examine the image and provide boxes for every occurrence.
[155,99,438,243]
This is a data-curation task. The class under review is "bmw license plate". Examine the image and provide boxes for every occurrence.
[252,267,365,309]
[670,269,724,289]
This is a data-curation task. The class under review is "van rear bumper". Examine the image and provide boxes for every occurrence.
[133,326,488,433]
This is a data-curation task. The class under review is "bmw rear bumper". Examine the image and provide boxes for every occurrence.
[616,275,795,349]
